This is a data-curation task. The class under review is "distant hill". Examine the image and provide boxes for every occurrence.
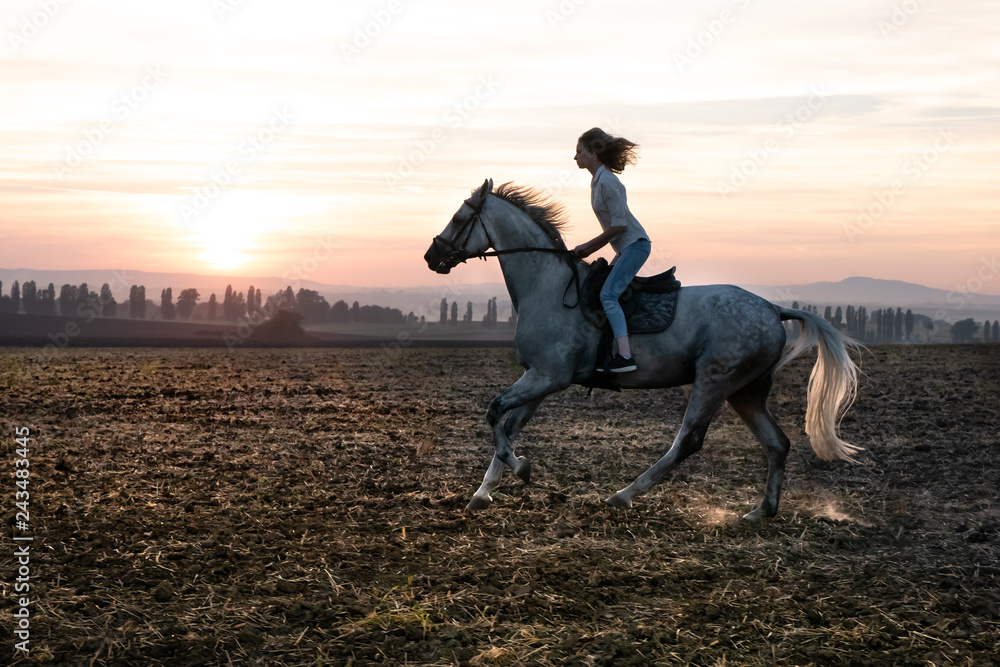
[3,268,998,321]
[741,276,1000,322]
[741,276,1000,309]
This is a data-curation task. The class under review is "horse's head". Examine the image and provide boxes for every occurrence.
[424,179,493,274]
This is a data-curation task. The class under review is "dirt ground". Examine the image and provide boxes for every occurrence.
[2,344,998,666]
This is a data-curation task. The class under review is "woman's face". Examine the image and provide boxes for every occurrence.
[574,141,598,170]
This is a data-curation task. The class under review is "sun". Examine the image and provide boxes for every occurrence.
[180,191,290,272]
[198,245,253,271]
[144,189,323,274]
[193,220,256,272]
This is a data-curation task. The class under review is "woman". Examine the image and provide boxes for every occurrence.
[571,127,651,373]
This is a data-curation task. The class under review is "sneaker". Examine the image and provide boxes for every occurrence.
[608,354,637,373]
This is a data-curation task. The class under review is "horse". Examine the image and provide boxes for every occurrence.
[424,179,862,519]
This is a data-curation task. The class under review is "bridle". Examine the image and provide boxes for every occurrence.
[429,197,492,269]
[431,195,582,308]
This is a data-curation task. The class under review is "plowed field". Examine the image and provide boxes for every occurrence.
[2,344,998,665]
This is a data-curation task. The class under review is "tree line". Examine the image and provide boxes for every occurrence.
[791,301,1000,344]
[2,280,994,341]
[0,280,416,325]
[438,297,511,327]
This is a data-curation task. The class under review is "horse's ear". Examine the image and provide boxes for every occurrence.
[474,179,492,204]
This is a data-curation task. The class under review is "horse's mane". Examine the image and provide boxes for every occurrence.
[490,182,569,249]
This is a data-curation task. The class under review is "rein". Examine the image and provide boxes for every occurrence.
[473,246,582,309]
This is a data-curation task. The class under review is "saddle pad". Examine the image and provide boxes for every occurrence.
[619,287,679,334]
[579,259,681,390]
[581,258,681,334]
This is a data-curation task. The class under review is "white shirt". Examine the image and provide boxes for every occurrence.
[590,165,650,256]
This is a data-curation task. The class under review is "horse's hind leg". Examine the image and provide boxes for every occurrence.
[606,382,727,508]
[467,398,544,512]
[727,375,791,520]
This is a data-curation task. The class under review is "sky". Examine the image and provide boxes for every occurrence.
[1,0,998,294]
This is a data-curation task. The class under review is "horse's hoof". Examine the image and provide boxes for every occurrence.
[466,496,492,512]
[742,507,770,521]
[513,457,531,485]
[604,493,632,509]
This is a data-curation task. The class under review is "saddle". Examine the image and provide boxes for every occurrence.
[580,257,681,387]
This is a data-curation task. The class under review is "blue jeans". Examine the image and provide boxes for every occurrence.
[600,238,651,339]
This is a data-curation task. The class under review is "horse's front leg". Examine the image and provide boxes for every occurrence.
[466,397,544,512]
[466,455,505,512]
[488,395,533,485]
[466,369,565,511]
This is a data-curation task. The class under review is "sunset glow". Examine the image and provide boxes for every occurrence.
[1,0,998,292]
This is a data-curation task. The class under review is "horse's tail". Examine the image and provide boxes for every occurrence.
[774,306,863,462]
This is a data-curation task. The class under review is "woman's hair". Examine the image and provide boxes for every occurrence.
[578,127,639,174]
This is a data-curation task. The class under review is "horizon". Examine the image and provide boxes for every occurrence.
[3,265,1000,296]
[2,1,998,294]
[5,267,1000,311]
